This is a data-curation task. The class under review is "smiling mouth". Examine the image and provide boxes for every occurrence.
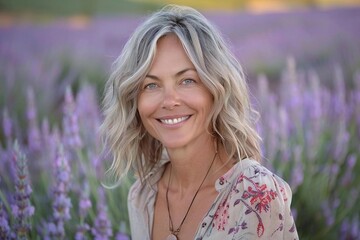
[158,116,191,125]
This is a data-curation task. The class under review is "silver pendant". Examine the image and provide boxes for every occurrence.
[166,233,178,240]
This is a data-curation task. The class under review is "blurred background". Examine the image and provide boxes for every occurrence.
[0,0,360,239]
[1,0,360,15]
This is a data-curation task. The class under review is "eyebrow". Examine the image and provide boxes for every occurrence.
[145,68,197,80]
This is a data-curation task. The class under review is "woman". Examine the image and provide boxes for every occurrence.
[101,5,298,240]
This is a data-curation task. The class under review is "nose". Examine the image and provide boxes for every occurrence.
[161,86,180,110]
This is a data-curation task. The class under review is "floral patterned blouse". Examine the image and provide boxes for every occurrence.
[128,158,299,239]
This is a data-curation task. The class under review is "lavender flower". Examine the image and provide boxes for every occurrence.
[41,119,50,150]
[333,66,346,117]
[332,119,350,162]
[79,190,92,219]
[352,71,360,139]
[115,231,130,240]
[46,126,62,172]
[75,223,90,240]
[76,84,101,146]
[92,204,112,240]
[280,58,304,133]
[278,106,289,159]
[2,109,12,143]
[11,142,35,239]
[304,71,323,160]
[321,198,340,227]
[0,201,11,240]
[46,145,72,239]
[26,88,42,152]
[62,86,82,150]
[289,145,304,192]
[341,154,357,187]
[75,184,92,240]
[340,216,360,240]
[92,189,112,240]
[115,222,130,240]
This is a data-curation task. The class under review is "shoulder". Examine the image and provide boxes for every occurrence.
[238,159,292,202]
[218,158,291,201]
[211,159,297,239]
[128,159,169,209]
[128,178,143,206]
[127,175,158,239]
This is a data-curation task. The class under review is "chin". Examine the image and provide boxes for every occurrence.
[161,140,188,150]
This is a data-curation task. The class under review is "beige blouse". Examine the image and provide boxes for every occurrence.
[128,158,299,239]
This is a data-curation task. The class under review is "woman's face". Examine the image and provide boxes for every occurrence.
[137,34,214,150]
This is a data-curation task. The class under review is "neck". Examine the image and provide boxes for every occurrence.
[165,146,218,238]
[170,152,216,191]
[165,138,231,193]
[166,136,215,190]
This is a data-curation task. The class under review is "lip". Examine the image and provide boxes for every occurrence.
[156,115,192,126]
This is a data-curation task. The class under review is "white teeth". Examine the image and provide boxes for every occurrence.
[161,116,189,125]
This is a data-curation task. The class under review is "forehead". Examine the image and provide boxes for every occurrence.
[149,34,195,74]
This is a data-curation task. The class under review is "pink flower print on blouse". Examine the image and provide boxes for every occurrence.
[233,173,279,237]
[242,181,278,213]
[213,196,230,231]
[271,213,284,236]
[279,183,289,202]
[228,220,248,235]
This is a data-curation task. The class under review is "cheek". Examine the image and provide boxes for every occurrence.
[137,95,150,117]
[137,105,151,134]
[137,96,156,128]
[199,93,214,125]
[198,91,214,112]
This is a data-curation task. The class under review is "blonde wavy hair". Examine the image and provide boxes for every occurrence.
[100,5,261,183]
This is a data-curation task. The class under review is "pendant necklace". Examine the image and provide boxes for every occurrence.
[165,151,218,240]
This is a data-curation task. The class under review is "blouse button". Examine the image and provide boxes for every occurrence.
[202,222,207,228]
[219,177,225,185]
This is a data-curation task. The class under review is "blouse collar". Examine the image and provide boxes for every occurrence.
[143,158,260,193]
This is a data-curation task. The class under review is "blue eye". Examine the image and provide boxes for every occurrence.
[182,79,195,85]
[144,83,158,89]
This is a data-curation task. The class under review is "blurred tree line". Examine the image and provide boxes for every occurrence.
[0,0,161,16]
[0,0,359,17]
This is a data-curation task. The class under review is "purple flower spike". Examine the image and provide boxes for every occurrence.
[75,184,92,239]
[115,222,129,240]
[76,84,101,142]
[53,145,72,214]
[0,202,11,240]
[2,109,12,142]
[340,216,360,240]
[79,188,92,219]
[75,223,90,240]
[91,205,113,240]
[116,232,130,240]
[11,142,35,239]
[47,145,72,239]
[62,86,82,150]
[26,88,42,152]
[92,189,112,240]
[341,154,357,187]
[290,145,304,192]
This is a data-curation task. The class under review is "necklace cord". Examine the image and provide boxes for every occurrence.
[166,152,218,236]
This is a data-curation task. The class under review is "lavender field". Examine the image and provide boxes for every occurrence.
[1,7,360,239]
